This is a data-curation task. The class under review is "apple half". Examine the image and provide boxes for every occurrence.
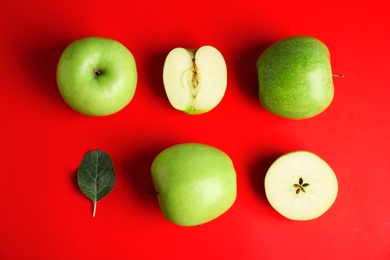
[162,46,227,114]
[264,151,338,220]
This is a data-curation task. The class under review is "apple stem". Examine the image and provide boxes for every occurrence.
[144,187,159,195]
[94,68,102,77]
[332,73,344,78]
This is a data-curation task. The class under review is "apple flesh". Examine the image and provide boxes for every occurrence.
[264,151,338,220]
[163,46,227,114]
[57,37,137,116]
[257,36,335,119]
[151,143,237,226]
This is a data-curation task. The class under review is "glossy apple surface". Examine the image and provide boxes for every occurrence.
[264,150,338,220]
[257,36,334,119]
[151,143,237,226]
[163,46,227,114]
[57,37,137,116]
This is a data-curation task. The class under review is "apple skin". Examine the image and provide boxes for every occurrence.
[151,143,237,226]
[57,37,137,116]
[256,36,334,119]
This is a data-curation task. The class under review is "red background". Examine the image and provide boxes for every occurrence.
[1,0,390,259]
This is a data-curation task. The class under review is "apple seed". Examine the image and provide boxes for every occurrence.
[293,177,310,194]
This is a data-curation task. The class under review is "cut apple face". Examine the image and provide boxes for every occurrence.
[162,46,227,114]
[264,151,338,221]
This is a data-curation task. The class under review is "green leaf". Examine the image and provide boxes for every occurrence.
[77,150,116,217]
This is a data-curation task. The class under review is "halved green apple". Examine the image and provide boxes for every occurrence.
[264,151,338,221]
[162,46,227,114]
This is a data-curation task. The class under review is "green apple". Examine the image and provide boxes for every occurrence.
[57,37,137,116]
[257,36,336,119]
[151,143,237,226]
[264,151,338,220]
[162,46,227,114]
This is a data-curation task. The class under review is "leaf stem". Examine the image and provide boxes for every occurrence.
[93,201,97,217]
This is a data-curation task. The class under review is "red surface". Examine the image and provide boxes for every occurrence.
[1,0,390,259]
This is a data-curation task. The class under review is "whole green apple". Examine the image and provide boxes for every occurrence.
[151,143,237,226]
[256,36,335,119]
[57,37,137,116]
